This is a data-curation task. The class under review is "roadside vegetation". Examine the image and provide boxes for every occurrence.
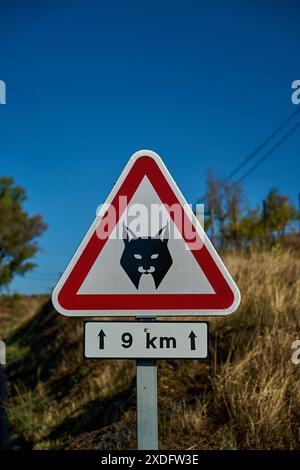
[2,248,300,449]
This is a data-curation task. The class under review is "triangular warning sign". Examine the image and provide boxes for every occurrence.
[52,150,240,316]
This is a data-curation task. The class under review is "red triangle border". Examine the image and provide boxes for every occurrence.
[57,156,235,312]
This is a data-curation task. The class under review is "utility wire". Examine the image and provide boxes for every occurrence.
[238,119,300,182]
[225,107,300,181]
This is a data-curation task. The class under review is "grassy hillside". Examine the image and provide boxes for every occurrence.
[2,248,300,450]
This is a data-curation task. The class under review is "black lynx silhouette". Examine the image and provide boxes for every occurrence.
[120,224,173,289]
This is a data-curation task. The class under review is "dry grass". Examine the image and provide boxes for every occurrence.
[161,248,300,450]
[2,248,300,449]
[209,327,299,449]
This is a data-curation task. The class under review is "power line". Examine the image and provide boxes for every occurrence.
[225,107,300,181]
[238,119,300,182]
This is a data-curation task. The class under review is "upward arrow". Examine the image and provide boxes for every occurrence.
[98,329,106,350]
[188,331,197,350]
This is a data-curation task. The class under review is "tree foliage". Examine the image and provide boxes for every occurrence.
[0,177,47,288]
[264,187,298,239]
[204,172,298,249]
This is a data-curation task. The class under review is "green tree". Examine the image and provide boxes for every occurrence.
[0,177,47,288]
[264,187,298,240]
[239,207,264,246]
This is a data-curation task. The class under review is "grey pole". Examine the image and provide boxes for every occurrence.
[136,318,158,450]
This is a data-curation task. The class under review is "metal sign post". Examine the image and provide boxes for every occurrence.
[136,317,158,450]
[136,357,158,450]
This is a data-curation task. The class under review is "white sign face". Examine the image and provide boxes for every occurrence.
[52,150,240,317]
[84,322,208,359]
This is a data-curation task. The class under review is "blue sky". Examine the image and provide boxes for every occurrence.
[1,0,299,294]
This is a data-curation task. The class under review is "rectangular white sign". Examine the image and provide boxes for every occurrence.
[84,321,208,359]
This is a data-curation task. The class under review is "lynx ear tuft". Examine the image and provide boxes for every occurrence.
[123,224,137,243]
[157,224,169,243]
